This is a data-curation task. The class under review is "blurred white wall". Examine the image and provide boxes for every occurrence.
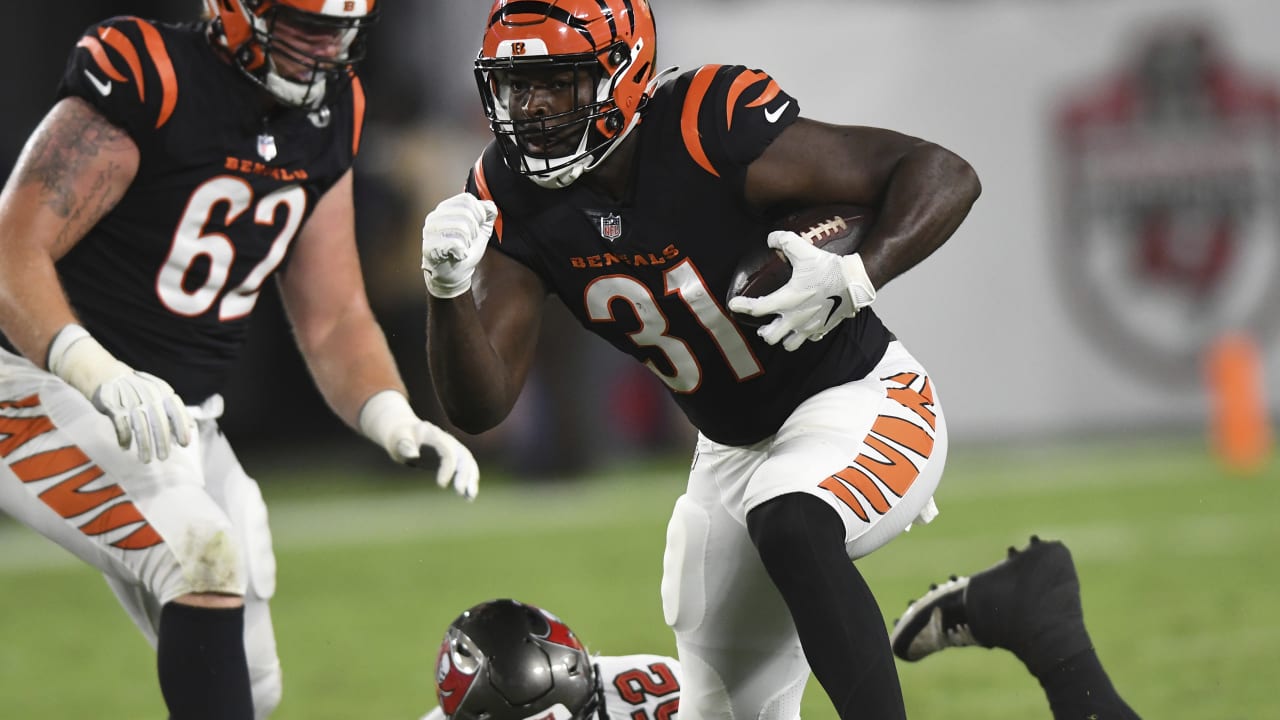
[659,0,1280,442]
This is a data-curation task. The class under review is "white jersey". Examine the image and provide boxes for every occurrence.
[421,654,681,720]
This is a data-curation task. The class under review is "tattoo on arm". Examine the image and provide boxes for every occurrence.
[14,98,135,249]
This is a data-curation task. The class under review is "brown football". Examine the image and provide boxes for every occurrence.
[727,204,876,325]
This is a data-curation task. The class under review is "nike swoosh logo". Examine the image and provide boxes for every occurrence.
[764,100,791,123]
[823,294,844,327]
[83,69,112,96]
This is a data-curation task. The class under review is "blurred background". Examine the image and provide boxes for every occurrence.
[2,0,1276,475]
[1,1,1278,718]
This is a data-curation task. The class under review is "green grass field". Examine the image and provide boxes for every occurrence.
[1,438,1276,719]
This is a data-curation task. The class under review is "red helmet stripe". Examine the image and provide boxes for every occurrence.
[681,65,722,178]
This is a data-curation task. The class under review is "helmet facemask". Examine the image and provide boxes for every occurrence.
[207,0,378,109]
[476,40,641,189]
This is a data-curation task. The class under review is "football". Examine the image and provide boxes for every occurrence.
[726,204,876,325]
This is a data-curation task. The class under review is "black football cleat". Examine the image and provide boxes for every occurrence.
[889,536,1093,675]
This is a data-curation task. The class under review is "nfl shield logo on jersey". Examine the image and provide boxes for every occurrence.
[257,132,278,162]
[598,213,623,241]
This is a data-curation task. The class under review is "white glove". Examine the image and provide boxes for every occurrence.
[727,230,877,351]
[46,324,194,463]
[421,192,498,299]
[358,390,480,500]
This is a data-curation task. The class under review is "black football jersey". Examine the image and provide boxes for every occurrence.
[48,17,364,404]
[469,64,893,446]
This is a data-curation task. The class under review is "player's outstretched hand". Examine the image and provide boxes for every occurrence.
[727,230,877,351]
[47,324,194,463]
[421,192,498,299]
[359,390,479,500]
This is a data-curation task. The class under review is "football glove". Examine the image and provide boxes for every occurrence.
[46,324,194,463]
[727,230,877,351]
[358,390,480,500]
[421,192,498,299]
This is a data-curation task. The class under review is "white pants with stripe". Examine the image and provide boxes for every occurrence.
[0,349,282,717]
[661,341,947,720]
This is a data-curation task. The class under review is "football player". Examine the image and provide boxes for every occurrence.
[425,599,680,720]
[0,2,478,718]
[419,1,978,718]
[422,540,1140,720]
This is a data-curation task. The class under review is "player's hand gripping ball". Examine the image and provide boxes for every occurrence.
[726,204,877,329]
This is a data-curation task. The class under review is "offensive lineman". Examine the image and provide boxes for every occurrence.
[0,2,477,718]
[420,1,977,718]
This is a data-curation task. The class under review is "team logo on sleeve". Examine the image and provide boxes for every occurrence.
[1052,21,1280,383]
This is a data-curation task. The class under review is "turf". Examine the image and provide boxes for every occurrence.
[1,439,1275,719]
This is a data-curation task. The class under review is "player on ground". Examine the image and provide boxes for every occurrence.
[891,536,1142,719]
[420,1,980,718]
[422,541,1141,720]
[0,2,477,718]
[424,599,680,720]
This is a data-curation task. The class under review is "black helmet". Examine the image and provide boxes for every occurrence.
[435,599,603,720]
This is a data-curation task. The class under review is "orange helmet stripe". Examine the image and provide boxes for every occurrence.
[75,37,128,82]
[471,156,504,242]
[130,19,179,129]
[681,65,721,178]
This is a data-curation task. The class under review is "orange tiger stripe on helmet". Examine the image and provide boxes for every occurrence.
[76,37,128,82]
[681,65,722,178]
[471,156,504,242]
[129,19,179,129]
